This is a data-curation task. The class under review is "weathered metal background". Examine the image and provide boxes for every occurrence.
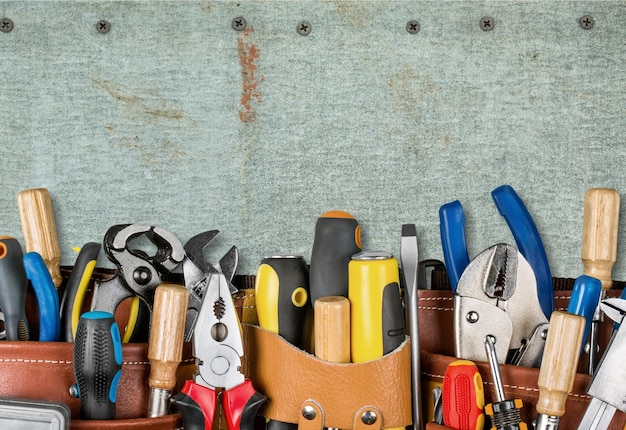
[1,1,624,279]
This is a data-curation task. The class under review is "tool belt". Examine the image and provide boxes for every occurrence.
[0,269,624,429]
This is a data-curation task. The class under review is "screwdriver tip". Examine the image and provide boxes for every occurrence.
[402,224,417,237]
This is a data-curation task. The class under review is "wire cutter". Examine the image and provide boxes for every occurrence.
[454,243,549,368]
[171,270,266,430]
[182,230,239,341]
[90,224,185,342]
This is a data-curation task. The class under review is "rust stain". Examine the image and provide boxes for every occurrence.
[237,27,262,123]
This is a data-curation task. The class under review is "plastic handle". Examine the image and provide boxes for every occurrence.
[171,380,218,430]
[0,237,30,341]
[439,200,470,292]
[442,360,485,430]
[567,275,602,348]
[73,311,122,420]
[492,185,554,318]
[23,252,60,341]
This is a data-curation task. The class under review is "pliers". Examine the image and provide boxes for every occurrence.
[90,224,186,342]
[454,243,550,368]
[182,230,239,342]
[440,185,554,319]
[171,270,266,430]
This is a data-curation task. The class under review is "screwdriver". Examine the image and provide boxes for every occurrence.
[310,210,362,304]
[148,283,189,418]
[72,311,122,420]
[442,360,485,430]
[17,188,63,288]
[314,296,350,363]
[534,311,586,430]
[483,335,527,430]
[582,188,620,374]
[0,236,30,341]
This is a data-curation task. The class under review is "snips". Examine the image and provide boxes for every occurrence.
[172,269,266,430]
[454,243,549,368]
[90,224,185,342]
[182,230,238,342]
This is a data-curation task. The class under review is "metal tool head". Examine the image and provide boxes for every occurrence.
[600,298,626,324]
[194,272,245,391]
[455,244,548,364]
[183,232,239,341]
[92,224,185,313]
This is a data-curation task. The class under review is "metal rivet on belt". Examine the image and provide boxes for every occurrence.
[361,410,377,425]
[0,17,14,33]
[302,405,317,420]
[480,16,495,31]
[297,21,311,36]
[96,20,111,34]
[232,16,247,31]
[406,20,420,34]
[579,15,594,30]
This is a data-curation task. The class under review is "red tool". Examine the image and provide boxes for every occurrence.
[171,271,266,430]
[442,360,485,430]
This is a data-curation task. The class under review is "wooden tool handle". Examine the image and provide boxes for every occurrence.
[17,188,62,288]
[536,311,586,417]
[314,296,350,363]
[582,188,620,290]
[148,283,189,390]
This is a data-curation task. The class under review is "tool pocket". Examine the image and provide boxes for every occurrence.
[0,267,194,429]
[418,288,626,430]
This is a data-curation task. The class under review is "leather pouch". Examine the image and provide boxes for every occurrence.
[417,288,626,430]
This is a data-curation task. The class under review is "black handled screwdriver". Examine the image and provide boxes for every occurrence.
[71,311,123,420]
[0,236,30,341]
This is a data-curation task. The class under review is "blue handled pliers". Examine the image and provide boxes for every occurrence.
[439,184,554,319]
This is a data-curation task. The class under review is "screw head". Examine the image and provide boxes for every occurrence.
[297,21,312,36]
[480,16,495,31]
[302,405,316,420]
[96,20,111,34]
[579,15,594,30]
[361,410,377,425]
[0,18,14,33]
[406,20,420,34]
[232,16,247,31]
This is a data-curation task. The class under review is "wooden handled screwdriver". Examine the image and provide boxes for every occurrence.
[582,188,620,374]
[17,188,63,288]
[535,311,586,430]
[147,283,189,418]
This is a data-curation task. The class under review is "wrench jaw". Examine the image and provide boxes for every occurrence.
[454,295,512,364]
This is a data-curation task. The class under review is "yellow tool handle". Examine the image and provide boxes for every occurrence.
[314,296,350,363]
[536,311,586,417]
[17,188,62,288]
[148,283,189,391]
[582,188,620,290]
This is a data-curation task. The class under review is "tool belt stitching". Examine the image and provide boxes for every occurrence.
[418,305,454,311]
[418,296,453,302]
[0,358,73,364]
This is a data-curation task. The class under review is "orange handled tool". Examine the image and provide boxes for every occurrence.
[17,188,63,288]
[442,360,485,430]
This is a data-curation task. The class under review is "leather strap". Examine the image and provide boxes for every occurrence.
[241,324,412,429]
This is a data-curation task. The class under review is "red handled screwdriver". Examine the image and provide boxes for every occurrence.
[442,360,485,430]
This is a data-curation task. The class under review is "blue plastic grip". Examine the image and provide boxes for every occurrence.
[439,200,470,293]
[23,252,60,342]
[491,185,554,318]
[567,275,602,349]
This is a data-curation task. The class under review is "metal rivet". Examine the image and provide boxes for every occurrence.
[96,20,110,34]
[466,311,479,323]
[540,328,548,340]
[361,410,377,425]
[232,16,247,31]
[480,16,495,31]
[406,20,420,34]
[297,21,311,36]
[0,17,14,33]
[302,405,317,420]
[579,15,594,30]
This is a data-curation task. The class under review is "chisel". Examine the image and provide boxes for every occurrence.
[582,188,620,374]
[310,210,362,304]
[17,188,63,288]
[401,224,423,430]
[148,284,189,418]
[0,236,30,341]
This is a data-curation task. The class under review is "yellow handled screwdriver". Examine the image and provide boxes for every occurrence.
[147,283,189,418]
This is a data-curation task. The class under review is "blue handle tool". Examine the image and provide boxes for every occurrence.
[567,275,602,348]
[23,252,60,342]
[439,200,470,293]
[492,185,554,319]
